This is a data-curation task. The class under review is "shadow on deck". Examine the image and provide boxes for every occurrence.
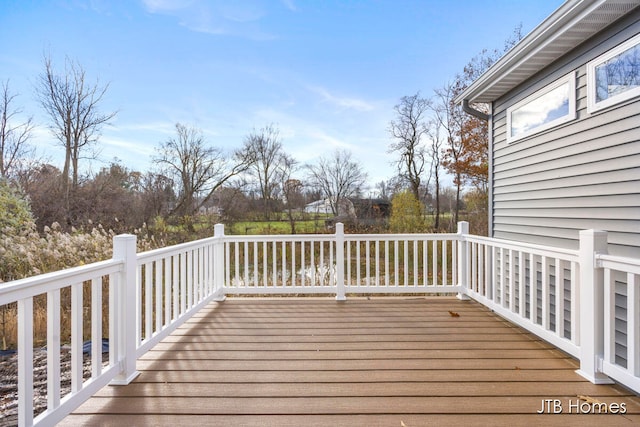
[66,297,640,426]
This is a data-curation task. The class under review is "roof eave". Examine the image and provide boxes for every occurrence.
[454,0,637,105]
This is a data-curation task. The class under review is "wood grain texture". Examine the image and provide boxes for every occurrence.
[67,297,640,425]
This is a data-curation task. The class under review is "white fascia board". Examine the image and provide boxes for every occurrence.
[454,0,607,105]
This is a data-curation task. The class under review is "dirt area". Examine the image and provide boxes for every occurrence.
[0,348,108,427]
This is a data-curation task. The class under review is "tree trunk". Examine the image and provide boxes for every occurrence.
[434,169,440,230]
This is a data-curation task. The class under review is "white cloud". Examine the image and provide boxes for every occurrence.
[308,86,375,112]
[140,0,277,40]
[281,0,297,12]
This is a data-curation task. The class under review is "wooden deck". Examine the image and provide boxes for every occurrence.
[66,297,640,426]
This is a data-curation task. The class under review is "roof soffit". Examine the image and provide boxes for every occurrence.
[456,0,640,104]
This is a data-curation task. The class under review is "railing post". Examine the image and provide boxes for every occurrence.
[335,222,346,301]
[457,221,470,300]
[111,234,140,385]
[576,229,613,384]
[212,223,226,301]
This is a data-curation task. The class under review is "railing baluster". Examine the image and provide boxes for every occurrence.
[310,241,316,286]
[541,256,549,330]
[291,241,296,286]
[300,239,306,288]
[518,251,526,318]
[226,242,231,288]
[442,240,448,287]
[628,272,639,376]
[233,242,239,287]
[385,240,390,287]
[529,254,536,323]
[366,239,371,287]
[376,240,380,287]
[556,259,564,337]
[490,246,497,302]
[452,239,457,288]
[356,240,361,286]
[155,259,163,334]
[180,251,187,315]
[71,282,83,393]
[145,262,152,340]
[263,241,268,288]
[47,289,61,409]
[91,277,102,378]
[164,258,171,326]
[272,241,277,287]
[570,260,578,343]
[329,239,335,288]
[318,239,324,286]
[254,241,259,287]
[422,240,428,287]
[108,273,116,369]
[480,244,486,296]
[509,250,516,311]
[172,255,179,320]
[394,240,399,286]
[603,267,614,366]
[470,242,476,292]
[199,247,205,304]
[140,263,153,340]
[403,240,409,287]
[411,240,420,286]
[18,297,34,427]
[432,240,437,287]
[499,247,505,306]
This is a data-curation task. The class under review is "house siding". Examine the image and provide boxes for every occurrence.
[490,10,640,258]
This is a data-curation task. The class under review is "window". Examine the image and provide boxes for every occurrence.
[588,33,640,113]
[507,72,576,143]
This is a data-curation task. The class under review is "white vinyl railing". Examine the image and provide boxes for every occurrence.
[1,221,639,426]
[598,252,640,393]
[464,233,581,358]
[0,259,123,427]
[221,223,462,298]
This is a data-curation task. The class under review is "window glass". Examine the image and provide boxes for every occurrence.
[588,33,640,112]
[595,41,640,102]
[510,83,570,137]
[506,73,575,143]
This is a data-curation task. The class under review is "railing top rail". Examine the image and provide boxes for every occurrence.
[221,232,461,243]
[0,259,122,306]
[136,236,216,263]
[597,253,640,275]
[465,234,580,261]
[344,232,460,241]
[222,233,336,243]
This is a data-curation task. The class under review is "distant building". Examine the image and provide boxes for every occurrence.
[304,199,333,215]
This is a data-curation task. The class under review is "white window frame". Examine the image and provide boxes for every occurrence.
[506,72,576,143]
[587,33,640,113]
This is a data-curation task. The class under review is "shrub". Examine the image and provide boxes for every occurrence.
[389,190,427,233]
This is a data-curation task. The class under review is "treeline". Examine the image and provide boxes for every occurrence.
[1,29,524,264]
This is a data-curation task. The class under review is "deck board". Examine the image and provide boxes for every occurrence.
[66,297,640,426]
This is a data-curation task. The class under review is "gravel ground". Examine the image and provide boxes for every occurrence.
[0,348,108,427]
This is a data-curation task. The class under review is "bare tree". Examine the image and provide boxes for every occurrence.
[425,117,445,230]
[0,80,35,179]
[35,55,116,218]
[388,93,431,202]
[240,124,284,220]
[306,149,367,216]
[433,82,465,226]
[277,154,303,233]
[153,123,251,222]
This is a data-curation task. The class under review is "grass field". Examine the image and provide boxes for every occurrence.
[226,218,330,235]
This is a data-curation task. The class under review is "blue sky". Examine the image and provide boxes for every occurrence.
[0,0,563,188]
